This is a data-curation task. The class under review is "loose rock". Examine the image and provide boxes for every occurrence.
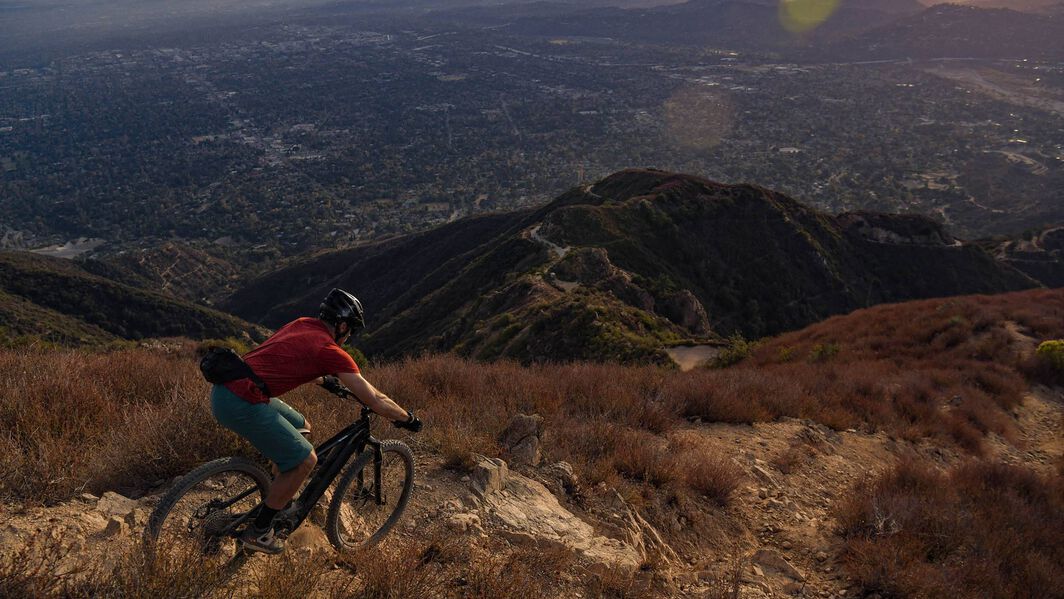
[470,455,509,499]
[497,414,544,467]
[446,513,483,534]
[96,492,137,519]
[752,548,805,581]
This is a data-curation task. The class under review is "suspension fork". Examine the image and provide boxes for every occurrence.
[354,437,385,505]
[373,439,384,505]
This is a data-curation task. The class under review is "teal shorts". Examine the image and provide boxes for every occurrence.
[210,385,313,473]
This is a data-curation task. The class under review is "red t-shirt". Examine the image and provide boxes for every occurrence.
[224,317,360,404]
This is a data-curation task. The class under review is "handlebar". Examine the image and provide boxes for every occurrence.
[320,376,419,432]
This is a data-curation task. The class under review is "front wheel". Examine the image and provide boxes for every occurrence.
[325,440,414,550]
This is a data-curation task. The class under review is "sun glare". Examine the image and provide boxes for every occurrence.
[778,0,842,34]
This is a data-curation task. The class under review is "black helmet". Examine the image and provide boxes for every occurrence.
[319,288,365,336]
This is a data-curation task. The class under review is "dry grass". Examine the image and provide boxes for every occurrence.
[0,538,246,599]
[1,532,656,598]
[0,347,247,503]
[740,289,1064,453]
[835,459,1064,599]
[3,290,1061,508]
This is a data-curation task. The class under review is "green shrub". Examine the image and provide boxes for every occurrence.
[777,345,796,362]
[711,334,755,368]
[345,345,368,369]
[808,342,840,363]
[1036,340,1064,371]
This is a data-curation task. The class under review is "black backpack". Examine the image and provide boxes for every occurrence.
[199,347,271,397]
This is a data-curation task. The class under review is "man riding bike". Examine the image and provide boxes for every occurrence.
[210,288,422,554]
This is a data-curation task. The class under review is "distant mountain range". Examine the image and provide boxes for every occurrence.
[496,0,916,51]
[475,0,1064,59]
[818,3,1064,60]
[224,169,1041,364]
[924,0,1062,13]
[0,251,263,345]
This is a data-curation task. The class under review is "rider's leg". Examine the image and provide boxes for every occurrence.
[212,387,315,553]
[271,414,311,478]
[264,450,317,510]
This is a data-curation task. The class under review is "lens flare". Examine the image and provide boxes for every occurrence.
[778,0,841,34]
[663,86,735,151]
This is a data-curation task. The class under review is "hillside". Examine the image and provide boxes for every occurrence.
[1,288,1061,598]
[78,242,248,306]
[0,251,265,345]
[226,169,1038,364]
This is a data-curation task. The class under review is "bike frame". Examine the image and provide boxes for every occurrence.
[214,403,384,538]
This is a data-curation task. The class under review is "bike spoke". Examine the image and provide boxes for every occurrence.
[335,450,410,547]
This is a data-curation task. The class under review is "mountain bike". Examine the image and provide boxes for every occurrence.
[144,384,414,569]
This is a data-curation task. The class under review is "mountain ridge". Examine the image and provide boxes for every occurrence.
[224,168,1039,364]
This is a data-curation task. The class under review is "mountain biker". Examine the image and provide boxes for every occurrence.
[209,288,423,554]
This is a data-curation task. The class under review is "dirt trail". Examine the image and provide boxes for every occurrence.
[672,419,900,598]
[666,345,721,371]
[987,386,1064,475]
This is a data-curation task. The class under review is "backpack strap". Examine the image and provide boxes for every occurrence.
[246,368,272,399]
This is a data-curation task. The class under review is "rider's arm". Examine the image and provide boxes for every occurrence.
[337,372,410,422]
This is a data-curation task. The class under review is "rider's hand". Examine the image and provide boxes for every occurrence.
[320,375,345,395]
[393,410,423,433]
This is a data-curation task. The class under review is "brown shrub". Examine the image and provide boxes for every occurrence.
[339,540,451,599]
[611,428,678,488]
[81,543,240,599]
[667,435,744,506]
[678,455,743,506]
[836,459,1064,599]
[771,443,818,475]
[0,348,244,503]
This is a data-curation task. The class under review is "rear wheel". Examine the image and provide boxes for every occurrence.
[145,457,270,571]
[325,440,414,550]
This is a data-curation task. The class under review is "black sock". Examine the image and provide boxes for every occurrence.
[254,506,279,530]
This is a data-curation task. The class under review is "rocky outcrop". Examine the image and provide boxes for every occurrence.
[659,290,712,335]
[540,461,581,501]
[838,212,955,246]
[466,455,640,571]
[550,248,654,312]
[1040,227,1064,252]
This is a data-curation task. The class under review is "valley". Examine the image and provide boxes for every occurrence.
[1,4,1062,261]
